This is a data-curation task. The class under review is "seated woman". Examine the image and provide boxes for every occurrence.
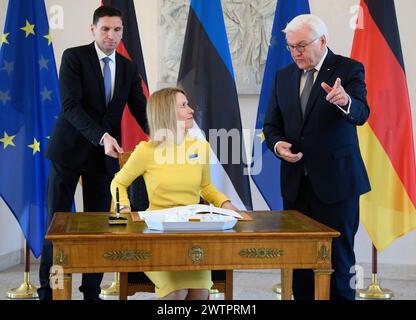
[110,87,238,300]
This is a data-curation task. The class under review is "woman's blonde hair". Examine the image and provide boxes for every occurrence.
[147,87,187,145]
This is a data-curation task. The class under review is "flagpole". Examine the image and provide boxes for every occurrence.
[101,191,120,297]
[100,272,120,297]
[356,244,393,299]
[6,241,38,299]
[272,283,282,295]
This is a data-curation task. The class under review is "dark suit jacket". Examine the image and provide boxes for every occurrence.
[263,49,371,204]
[46,43,148,174]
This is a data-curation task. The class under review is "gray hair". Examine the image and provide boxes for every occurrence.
[283,14,329,41]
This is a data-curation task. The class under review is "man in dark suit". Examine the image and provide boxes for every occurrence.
[263,14,371,300]
[38,6,148,300]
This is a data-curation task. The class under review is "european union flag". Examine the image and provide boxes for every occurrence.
[251,0,310,209]
[0,0,60,257]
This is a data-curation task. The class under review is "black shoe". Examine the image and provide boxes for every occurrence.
[83,295,103,301]
[37,288,52,300]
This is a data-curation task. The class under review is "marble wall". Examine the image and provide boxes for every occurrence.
[158,0,276,93]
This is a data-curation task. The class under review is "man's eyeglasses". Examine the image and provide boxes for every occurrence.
[286,37,320,53]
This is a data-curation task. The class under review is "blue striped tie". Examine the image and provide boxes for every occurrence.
[102,57,111,106]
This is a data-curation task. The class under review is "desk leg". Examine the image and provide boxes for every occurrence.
[281,269,293,300]
[52,273,72,300]
[119,272,128,300]
[313,269,333,300]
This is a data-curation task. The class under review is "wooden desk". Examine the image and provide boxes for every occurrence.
[46,210,339,300]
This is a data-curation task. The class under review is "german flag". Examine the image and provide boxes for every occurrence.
[102,0,149,211]
[102,0,149,151]
[351,0,416,251]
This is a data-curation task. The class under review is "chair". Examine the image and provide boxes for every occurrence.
[117,151,234,300]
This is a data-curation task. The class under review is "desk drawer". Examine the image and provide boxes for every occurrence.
[53,238,332,272]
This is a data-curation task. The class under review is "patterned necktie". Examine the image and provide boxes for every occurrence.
[300,68,316,116]
[102,57,111,106]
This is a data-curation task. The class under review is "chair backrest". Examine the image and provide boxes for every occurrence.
[119,151,133,168]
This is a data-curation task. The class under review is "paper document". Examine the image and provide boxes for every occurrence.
[138,204,242,221]
[138,204,241,231]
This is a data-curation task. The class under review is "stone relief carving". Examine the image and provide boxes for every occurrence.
[158,0,277,93]
[159,0,189,85]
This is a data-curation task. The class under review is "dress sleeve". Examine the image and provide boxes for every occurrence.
[200,141,229,207]
[110,142,149,207]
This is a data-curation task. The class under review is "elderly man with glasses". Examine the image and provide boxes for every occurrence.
[263,14,371,300]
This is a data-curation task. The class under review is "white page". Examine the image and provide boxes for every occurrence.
[138,204,242,220]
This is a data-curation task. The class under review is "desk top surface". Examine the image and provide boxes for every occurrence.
[46,210,339,241]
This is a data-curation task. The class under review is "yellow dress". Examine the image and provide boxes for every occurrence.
[111,136,229,298]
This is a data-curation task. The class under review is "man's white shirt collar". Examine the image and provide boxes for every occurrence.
[95,41,116,147]
[94,42,116,62]
[304,47,328,74]
[306,47,351,114]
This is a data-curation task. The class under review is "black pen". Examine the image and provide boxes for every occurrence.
[116,187,120,216]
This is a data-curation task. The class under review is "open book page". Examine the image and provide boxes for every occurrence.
[138,204,242,222]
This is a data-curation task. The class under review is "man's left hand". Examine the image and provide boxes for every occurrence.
[103,134,123,158]
[321,78,349,107]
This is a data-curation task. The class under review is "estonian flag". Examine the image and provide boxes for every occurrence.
[177,0,252,210]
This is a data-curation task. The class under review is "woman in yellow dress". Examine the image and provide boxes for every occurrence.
[110,87,238,300]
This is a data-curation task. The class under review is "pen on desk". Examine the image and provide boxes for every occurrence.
[116,187,120,217]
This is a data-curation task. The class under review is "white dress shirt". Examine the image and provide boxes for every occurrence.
[94,41,116,101]
[274,47,351,156]
[299,48,351,114]
[94,42,117,145]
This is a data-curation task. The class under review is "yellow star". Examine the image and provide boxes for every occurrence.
[257,131,265,143]
[0,132,16,149]
[43,32,52,46]
[20,20,35,38]
[28,138,40,155]
[1,33,9,45]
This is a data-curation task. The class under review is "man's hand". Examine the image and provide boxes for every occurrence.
[103,134,123,158]
[276,141,303,163]
[321,78,349,107]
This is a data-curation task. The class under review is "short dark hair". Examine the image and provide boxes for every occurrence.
[93,6,123,25]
